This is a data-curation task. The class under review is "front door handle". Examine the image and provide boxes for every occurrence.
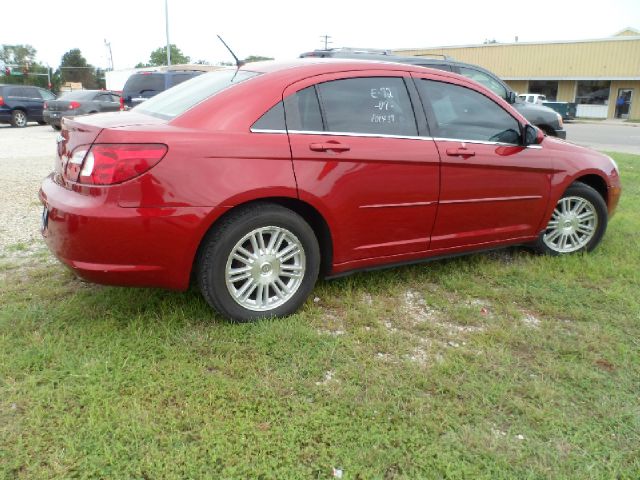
[309,141,350,153]
[445,148,475,157]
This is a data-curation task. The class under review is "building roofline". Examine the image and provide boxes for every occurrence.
[502,76,640,81]
[394,34,640,52]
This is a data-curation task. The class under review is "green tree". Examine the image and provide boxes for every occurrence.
[0,44,37,65]
[0,44,52,90]
[242,55,273,63]
[60,48,98,89]
[136,44,190,67]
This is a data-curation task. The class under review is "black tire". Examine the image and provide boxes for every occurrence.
[11,110,27,128]
[37,120,47,125]
[532,182,608,255]
[52,125,62,131]
[196,203,320,322]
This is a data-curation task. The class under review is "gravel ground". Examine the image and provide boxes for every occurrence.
[0,125,58,259]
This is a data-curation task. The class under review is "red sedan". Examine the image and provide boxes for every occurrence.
[39,60,621,322]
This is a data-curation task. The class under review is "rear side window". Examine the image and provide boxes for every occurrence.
[136,69,260,119]
[316,77,417,136]
[417,80,521,144]
[284,86,324,131]
[252,101,285,130]
[168,72,199,87]
[124,74,165,94]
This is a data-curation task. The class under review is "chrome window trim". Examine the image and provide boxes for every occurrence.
[249,128,542,148]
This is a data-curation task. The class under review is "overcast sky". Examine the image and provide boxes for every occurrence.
[3,0,640,70]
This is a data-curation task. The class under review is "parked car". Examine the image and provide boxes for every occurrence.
[519,93,546,104]
[43,90,121,130]
[40,60,621,322]
[121,70,205,109]
[519,93,577,121]
[300,48,567,138]
[0,84,56,127]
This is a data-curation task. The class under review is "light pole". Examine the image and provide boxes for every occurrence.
[165,0,171,66]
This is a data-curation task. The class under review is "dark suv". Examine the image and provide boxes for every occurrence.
[300,48,566,139]
[0,84,56,127]
[121,70,205,109]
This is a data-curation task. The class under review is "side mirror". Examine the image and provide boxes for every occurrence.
[523,124,542,146]
[507,91,517,104]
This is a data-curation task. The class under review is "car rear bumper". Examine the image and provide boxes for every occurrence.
[39,174,218,290]
[554,128,567,140]
[43,110,70,127]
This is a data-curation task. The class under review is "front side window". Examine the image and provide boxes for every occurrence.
[458,67,508,100]
[418,80,521,144]
[316,77,418,136]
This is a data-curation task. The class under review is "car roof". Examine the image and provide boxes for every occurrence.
[239,58,464,81]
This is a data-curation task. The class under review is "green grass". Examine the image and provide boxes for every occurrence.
[1,153,639,479]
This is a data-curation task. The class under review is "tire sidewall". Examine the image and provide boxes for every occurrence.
[535,182,608,255]
[200,206,320,322]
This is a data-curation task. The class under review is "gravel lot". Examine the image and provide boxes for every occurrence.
[0,125,57,259]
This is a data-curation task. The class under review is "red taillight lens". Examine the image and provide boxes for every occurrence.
[77,144,167,185]
[44,101,48,109]
[119,96,125,111]
[69,101,81,110]
[0,96,4,106]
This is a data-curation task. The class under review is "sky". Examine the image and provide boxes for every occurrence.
[2,0,640,70]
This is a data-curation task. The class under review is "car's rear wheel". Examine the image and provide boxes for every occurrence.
[532,182,607,255]
[197,203,320,322]
[11,110,27,128]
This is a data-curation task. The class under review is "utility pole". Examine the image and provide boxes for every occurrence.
[165,0,171,66]
[104,39,114,70]
[320,35,332,50]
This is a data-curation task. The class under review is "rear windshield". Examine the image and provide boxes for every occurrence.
[59,90,99,100]
[124,73,165,94]
[136,69,260,119]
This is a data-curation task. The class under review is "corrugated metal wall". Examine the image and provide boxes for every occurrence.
[395,38,640,79]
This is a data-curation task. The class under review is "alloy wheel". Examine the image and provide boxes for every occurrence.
[225,226,306,311]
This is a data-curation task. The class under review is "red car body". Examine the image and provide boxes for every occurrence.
[39,60,621,294]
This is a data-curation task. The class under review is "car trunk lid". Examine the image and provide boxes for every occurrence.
[54,111,166,184]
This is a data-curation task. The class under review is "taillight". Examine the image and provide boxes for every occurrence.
[119,96,125,111]
[44,101,48,110]
[0,96,4,106]
[76,144,167,185]
[69,101,81,110]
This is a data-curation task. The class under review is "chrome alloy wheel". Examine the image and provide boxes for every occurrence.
[13,110,27,127]
[543,196,598,253]
[225,226,306,311]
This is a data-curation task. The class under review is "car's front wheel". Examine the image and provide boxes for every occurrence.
[197,203,320,322]
[533,182,608,255]
[11,110,27,128]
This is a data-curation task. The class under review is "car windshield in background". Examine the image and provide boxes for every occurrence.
[59,91,99,100]
[136,69,261,119]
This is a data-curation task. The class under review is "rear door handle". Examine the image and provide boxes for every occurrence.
[445,148,475,157]
[309,142,350,153]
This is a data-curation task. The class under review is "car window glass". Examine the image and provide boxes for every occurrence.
[316,77,417,136]
[124,74,165,94]
[168,73,198,87]
[40,89,55,100]
[284,86,323,132]
[458,67,507,99]
[418,80,521,144]
[252,101,285,130]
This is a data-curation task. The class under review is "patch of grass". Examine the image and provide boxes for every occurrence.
[1,153,639,478]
